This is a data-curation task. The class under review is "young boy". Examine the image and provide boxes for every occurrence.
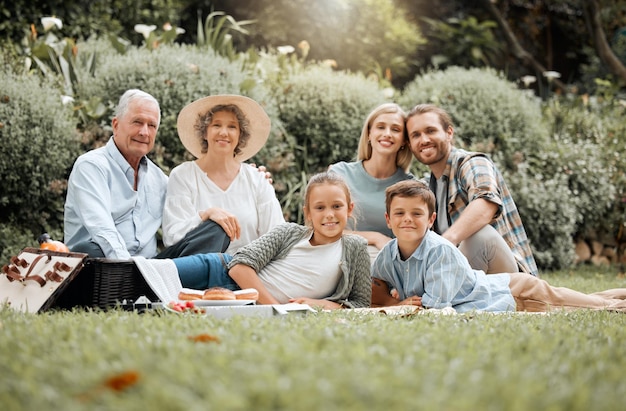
[371,180,626,313]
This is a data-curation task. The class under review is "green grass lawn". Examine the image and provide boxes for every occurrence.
[1,266,625,411]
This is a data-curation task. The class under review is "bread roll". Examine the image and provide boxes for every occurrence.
[178,288,204,301]
[202,287,236,300]
[233,288,259,301]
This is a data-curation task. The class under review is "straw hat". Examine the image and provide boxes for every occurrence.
[176,94,271,160]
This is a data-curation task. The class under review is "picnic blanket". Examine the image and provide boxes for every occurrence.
[352,306,556,315]
[353,306,457,316]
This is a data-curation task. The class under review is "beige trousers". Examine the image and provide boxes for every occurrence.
[459,225,518,274]
[508,273,626,312]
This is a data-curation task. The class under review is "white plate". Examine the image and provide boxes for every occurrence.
[187,299,256,307]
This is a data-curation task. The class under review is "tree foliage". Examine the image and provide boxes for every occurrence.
[190,0,425,86]
[479,0,625,93]
[3,0,625,92]
[1,0,187,43]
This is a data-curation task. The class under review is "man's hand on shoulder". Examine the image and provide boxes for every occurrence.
[249,163,273,184]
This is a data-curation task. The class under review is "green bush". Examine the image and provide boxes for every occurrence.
[1,32,622,270]
[273,65,389,221]
[398,66,548,169]
[73,42,391,223]
[510,99,620,268]
[0,64,81,258]
[527,134,616,240]
[505,169,578,269]
[73,40,308,224]
[75,39,279,174]
[0,224,40,263]
[542,97,625,242]
[73,40,306,222]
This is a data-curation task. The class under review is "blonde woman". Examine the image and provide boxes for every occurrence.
[329,103,414,260]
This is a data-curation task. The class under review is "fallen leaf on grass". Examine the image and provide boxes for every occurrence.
[104,370,141,391]
[77,370,141,402]
[188,333,220,343]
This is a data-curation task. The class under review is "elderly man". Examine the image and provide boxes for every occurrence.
[64,89,167,259]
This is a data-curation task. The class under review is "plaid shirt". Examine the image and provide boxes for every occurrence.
[429,148,538,276]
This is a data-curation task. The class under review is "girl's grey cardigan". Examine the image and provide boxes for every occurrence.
[227,222,371,308]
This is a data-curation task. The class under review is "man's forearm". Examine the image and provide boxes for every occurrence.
[442,198,498,246]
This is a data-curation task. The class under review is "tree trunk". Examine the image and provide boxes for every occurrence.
[479,0,567,92]
[584,0,626,84]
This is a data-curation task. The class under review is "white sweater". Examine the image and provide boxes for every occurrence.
[162,161,284,254]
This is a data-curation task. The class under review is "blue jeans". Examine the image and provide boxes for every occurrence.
[172,253,240,290]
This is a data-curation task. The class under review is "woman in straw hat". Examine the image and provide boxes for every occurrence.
[159,95,284,258]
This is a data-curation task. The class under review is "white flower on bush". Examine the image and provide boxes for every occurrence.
[163,22,185,35]
[542,71,561,81]
[134,24,157,39]
[277,45,295,55]
[41,17,62,32]
[520,75,536,88]
[61,95,74,105]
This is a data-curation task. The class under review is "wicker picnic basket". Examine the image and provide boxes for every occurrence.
[53,258,159,310]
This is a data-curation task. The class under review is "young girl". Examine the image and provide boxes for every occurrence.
[172,172,372,309]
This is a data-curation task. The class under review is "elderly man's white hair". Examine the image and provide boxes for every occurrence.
[115,89,161,126]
